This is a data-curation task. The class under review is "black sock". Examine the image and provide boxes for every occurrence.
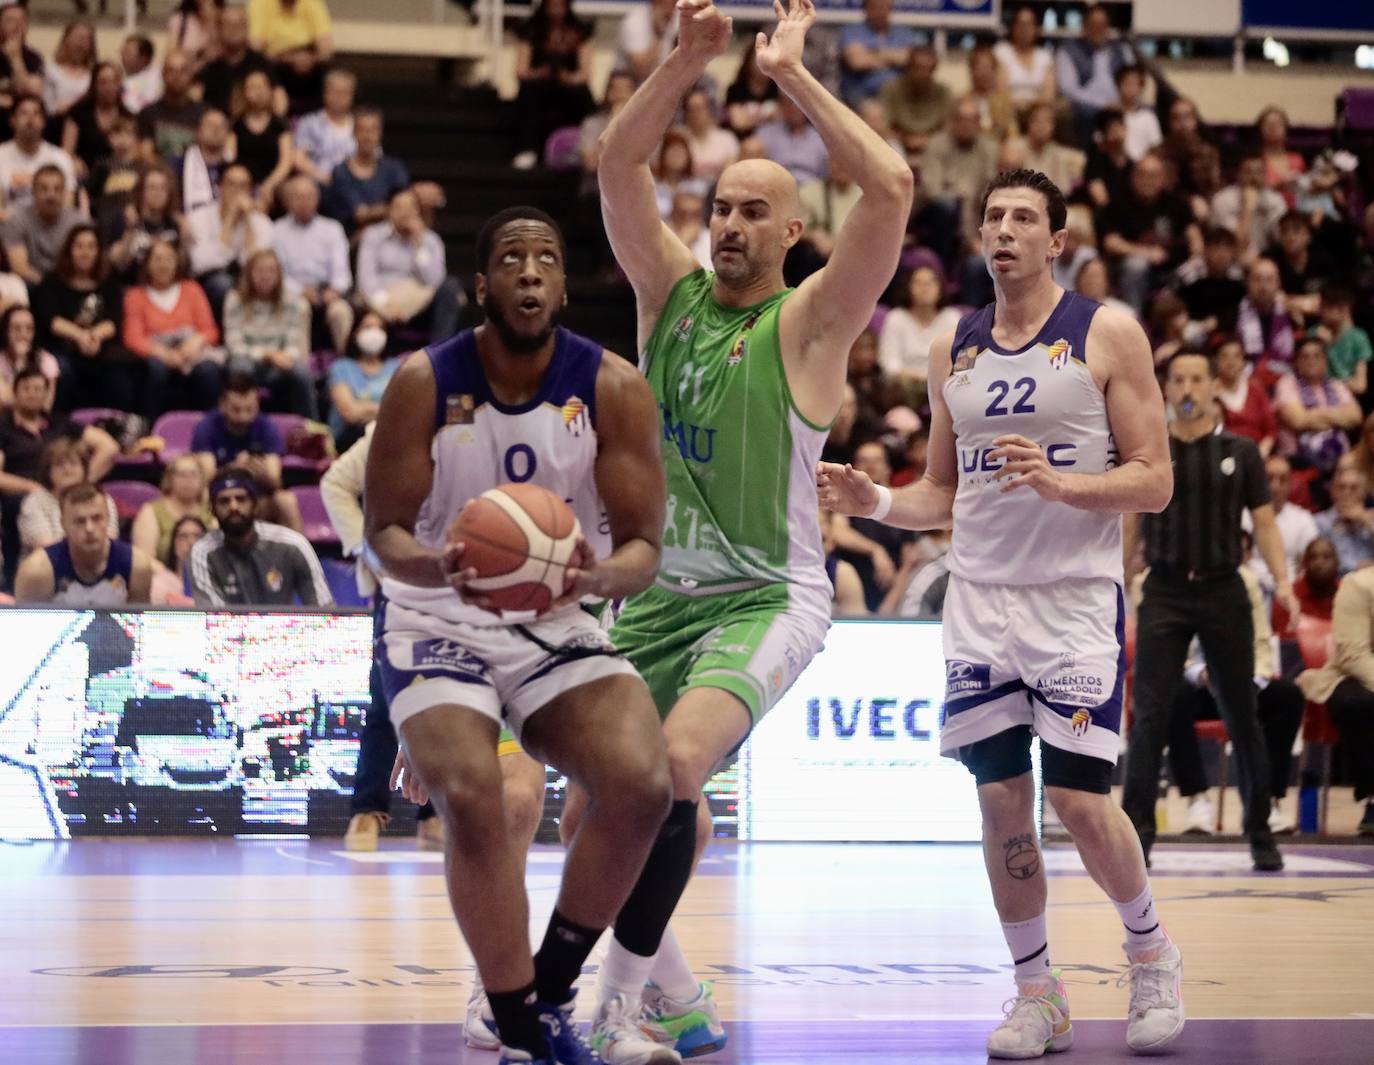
[487,981,545,1056]
[613,799,699,957]
[533,908,602,1004]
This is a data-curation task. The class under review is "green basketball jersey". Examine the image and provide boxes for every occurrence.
[641,269,831,599]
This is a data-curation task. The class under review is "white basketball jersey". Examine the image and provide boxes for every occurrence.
[943,291,1123,586]
[380,328,612,626]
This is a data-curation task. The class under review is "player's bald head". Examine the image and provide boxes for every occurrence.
[716,158,801,216]
[708,159,805,287]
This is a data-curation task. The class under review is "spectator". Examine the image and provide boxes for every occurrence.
[819,508,867,615]
[190,375,302,531]
[994,6,1055,119]
[879,45,950,159]
[0,243,25,312]
[753,93,828,186]
[846,327,889,429]
[1020,102,1084,197]
[122,238,222,419]
[18,437,117,555]
[821,381,862,465]
[1299,561,1374,834]
[832,440,912,611]
[510,0,595,171]
[14,482,152,604]
[318,418,374,594]
[650,131,705,219]
[131,451,213,563]
[1269,210,1333,315]
[1313,283,1371,398]
[2,164,85,286]
[327,310,395,449]
[272,173,352,352]
[882,532,950,619]
[34,223,131,411]
[966,45,1017,142]
[1315,465,1374,574]
[1114,63,1160,162]
[1177,225,1245,335]
[232,69,291,211]
[187,163,271,318]
[88,116,143,240]
[803,21,843,100]
[1083,106,1129,210]
[1346,416,1374,502]
[1146,290,1190,367]
[153,512,207,602]
[119,34,161,116]
[1242,455,1319,580]
[614,0,676,85]
[249,0,334,101]
[291,67,354,186]
[1051,203,1097,289]
[42,19,96,123]
[1162,564,1304,835]
[188,463,328,605]
[137,49,205,165]
[1274,535,1338,625]
[682,87,738,183]
[1274,336,1360,473]
[1055,2,1133,142]
[61,61,130,179]
[878,264,959,402]
[1100,152,1199,313]
[1160,96,1207,181]
[1215,334,1277,456]
[0,304,60,405]
[1180,142,1223,226]
[1255,105,1304,206]
[920,96,998,287]
[198,4,276,116]
[167,0,221,68]
[666,189,710,269]
[723,40,778,141]
[1073,255,1135,319]
[179,106,232,216]
[355,187,463,344]
[0,1,43,130]
[223,248,312,417]
[576,70,635,190]
[838,0,916,107]
[792,156,860,277]
[326,107,408,235]
[107,164,185,283]
[1238,257,1295,377]
[0,96,78,217]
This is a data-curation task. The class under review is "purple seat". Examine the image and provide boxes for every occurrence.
[1342,88,1374,132]
[868,304,890,336]
[543,125,582,171]
[291,484,338,547]
[102,480,160,520]
[151,411,204,461]
[69,407,124,427]
[322,557,368,608]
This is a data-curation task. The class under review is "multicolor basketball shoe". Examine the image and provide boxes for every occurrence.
[986,969,1073,1059]
[640,981,728,1058]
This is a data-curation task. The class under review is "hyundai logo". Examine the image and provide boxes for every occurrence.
[947,660,974,680]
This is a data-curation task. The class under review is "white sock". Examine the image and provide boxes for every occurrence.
[1112,883,1169,954]
[598,936,656,1007]
[648,926,700,1001]
[1001,914,1052,985]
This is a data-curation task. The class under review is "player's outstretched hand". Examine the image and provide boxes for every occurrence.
[990,434,1067,502]
[549,536,598,612]
[676,0,732,63]
[439,540,500,614]
[754,0,816,80]
[390,749,429,806]
[817,461,878,516]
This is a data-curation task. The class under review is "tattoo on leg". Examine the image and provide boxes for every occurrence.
[1003,833,1041,880]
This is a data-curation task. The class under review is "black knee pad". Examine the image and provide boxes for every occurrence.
[959,725,1034,786]
[1041,743,1114,794]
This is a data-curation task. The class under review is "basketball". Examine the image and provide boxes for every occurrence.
[452,483,582,614]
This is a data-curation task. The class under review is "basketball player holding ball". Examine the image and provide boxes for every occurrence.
[365,207,673,1065]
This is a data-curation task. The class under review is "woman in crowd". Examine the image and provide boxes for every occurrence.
[122,238,222,419]
[43,19,97,124]
[62,61,131,177]
[577,70,635,193]
[108,165,187,283]
[724,41,778,141]
[1073,255,1135,318]
[652,130,705,220]
[153,513,208,603]
[1274,536,1340,631]
[0,305,61,409]
[510,0,596,171]
[682,86,738,182]
[168,0,221,67]
[327,311,397,451]
[19,438,119,556]
[35,224,131,412]
[1214,334,1277,457]
[223,248,314,418]
[1256,106,1305,207]
[1274,335,1362,474]
[249,0,334,115]
[131,454,213,564]
[233,69,293,212]
[878,265,961,408]
[993,5,1055,121]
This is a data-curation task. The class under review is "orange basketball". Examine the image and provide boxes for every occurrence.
[452,483,582,614]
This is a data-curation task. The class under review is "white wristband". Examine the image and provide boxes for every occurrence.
[867,484,893,522]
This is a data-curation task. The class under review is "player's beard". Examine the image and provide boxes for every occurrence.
[482,296,559,355]
[711,244,763,287]
[218,511,254,539]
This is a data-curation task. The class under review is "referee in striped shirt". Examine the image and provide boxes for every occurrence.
[1121,350,1298,873]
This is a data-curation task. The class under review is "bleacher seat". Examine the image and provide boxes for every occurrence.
[543,126,582,171]
[322,558,368,608]
[103,480,161,522]
[292,484,339,549]
[69,407,124,427]
[151,412,203,462]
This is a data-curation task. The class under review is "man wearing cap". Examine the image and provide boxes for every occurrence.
[188,465,331,606]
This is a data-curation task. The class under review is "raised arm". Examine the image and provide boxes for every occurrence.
[597,0,726,338]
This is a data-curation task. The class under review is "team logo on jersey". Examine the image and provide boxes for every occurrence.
[1071,708,1091,737]
[561,396,589,436]
[446,393,475,425]
[673,314,695,342]
[1046,339,1071,370]
[1221,456,1236,476]
[728,312,763,366]
[952,345,983,373]
[265,569,283,593]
